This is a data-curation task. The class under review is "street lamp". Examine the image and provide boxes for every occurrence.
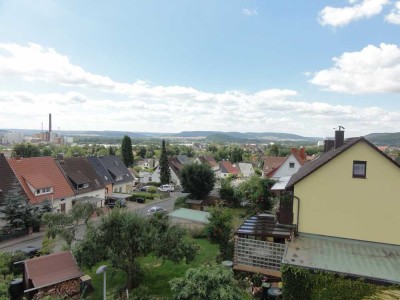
[96,265,107,300]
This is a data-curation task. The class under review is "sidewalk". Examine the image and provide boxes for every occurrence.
[0,195,174,250]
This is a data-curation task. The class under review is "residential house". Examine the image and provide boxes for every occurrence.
[216,161,239,178]
[98,156,135,193]
[234,162,255,178]
[8,157,75,213]
[261,157,286,179]
[195,155,219,171]
[21,251,83,299]
[282,130,400,285]
[87,156,114,195]
[137,158,156,170]
[262,150,305,180]
[56,157,106,207]
[151,155,190,186]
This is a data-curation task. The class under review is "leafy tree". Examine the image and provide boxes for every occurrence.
[269,144,279,157]
[160,140,171,184]
[65,145,86,158]
[238,176,275,214]
[121,135,134,167]
[41,147,53,157]
[139,146,147,158]
[181,163,215,200]
[0,181,31,230]
[229,145,243,163]
[12,143,41,158]
[169,264,242,300]
[74,209,199,290]
[219,179,239,207]
[205,205,234,260]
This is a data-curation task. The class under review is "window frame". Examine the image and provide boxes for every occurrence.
[353,160,367,178]
[289,162,295,169]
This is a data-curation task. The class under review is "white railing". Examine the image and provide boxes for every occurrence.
[234,237,287,271]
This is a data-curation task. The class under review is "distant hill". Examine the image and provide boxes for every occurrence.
[365,132,400,147]
[173,131,318,141]
[205,133,241,142]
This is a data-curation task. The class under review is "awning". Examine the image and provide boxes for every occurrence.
[271,176,291,191]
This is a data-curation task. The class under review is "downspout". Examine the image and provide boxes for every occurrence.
[293,195,300,236]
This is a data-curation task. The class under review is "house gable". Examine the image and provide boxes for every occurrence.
[271,154,303,179]
[292,140,400,245]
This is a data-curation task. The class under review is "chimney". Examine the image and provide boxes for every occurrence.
[334,126,345,149]
[0,153,4,158]
[324,139,335,153]
[300,147,306,161]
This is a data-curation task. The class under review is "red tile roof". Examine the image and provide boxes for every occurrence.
[220,161,239,174]
[8,157,74,204]
[24,251,83,289]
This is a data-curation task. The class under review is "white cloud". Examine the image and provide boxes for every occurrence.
[243,8,257,16]
[0,43,399,136]
[318,0,389,27]
[310,43,400,94]
[385,1,400,24]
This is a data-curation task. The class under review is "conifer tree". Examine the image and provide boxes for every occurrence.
[121,135,134,167]
[160,140,171,184]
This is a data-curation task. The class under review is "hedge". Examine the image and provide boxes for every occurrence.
[281,265,378,300]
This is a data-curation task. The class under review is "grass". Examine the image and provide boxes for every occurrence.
[225,207,248,230]
[83,237,219,299]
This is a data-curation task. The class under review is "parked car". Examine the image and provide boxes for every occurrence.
[108,199,127,208]
[146,206,166,216]
[139,186,150,192]
[16,246,41,258]
[136,197,145,203]
[157,184,174,192]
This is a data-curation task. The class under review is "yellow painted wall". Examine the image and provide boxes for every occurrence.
[293,141,400,245]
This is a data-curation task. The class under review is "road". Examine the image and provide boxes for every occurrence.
[0,192,185,253]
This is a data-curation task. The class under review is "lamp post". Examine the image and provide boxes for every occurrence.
[96,265,107,300]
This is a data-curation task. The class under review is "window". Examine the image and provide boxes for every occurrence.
[289,162,295,169]
[353,161,367,178]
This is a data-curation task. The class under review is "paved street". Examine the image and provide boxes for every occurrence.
[0,192,185,253]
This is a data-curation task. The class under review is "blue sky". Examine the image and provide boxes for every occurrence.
[0,0,399,137]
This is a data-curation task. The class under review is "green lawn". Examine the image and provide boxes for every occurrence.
[83,238,219,299]
[225,207,248,230]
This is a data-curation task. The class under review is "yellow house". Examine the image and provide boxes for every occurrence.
[283,134,400,285]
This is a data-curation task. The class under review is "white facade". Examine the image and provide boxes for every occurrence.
[236,163,255,178]
[74,188,106,208]
[113,181,133,193]
[270,153,303,180]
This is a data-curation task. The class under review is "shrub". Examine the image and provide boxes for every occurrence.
[147,186,157,194]
[174,196,189,209]
[186,227,207,239]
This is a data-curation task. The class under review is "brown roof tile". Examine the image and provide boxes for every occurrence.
[220,161,239,174]
[8,157,75,204]
[0,153,27,205]
[262,156,287,177]
[24,251,83,288]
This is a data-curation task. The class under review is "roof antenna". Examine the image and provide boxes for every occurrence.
[336,126,345,131]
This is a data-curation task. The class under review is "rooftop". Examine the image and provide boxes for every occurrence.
[168,208,210,224]
[283,234,400,285]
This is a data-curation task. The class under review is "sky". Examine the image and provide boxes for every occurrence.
[0,0,399,138]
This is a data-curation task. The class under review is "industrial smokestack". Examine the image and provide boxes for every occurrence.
[49,113,52,134]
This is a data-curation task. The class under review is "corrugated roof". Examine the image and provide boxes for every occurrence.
[235,213,294,238]
[283,234,400,284]
[8,157,75,204]
[168,208,210,224]
[24,251,83,289]
[287,137,400,188]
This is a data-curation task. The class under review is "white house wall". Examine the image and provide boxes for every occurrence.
[272,154,302,179]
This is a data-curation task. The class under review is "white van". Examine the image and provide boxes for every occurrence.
[157,184,175,192]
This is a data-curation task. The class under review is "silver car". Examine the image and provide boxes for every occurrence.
[146,206,166,215]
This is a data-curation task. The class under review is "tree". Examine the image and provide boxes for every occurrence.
[181,163,215,200]
[205,205,234,260]
[269,144,279,157]
[74,209,199,290]
[108,146,116,155]
[41,147,52,157]
[121,135,134,167]
[0,180,31,230]
[238,176,275,214]
[139,146,147,158]
[219,179,239,207]
[12,143,41,158]
[169,264,242,300]
[159,140,171,184]
[229,145,243,163]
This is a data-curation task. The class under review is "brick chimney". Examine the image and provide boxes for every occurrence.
[324,139,334,153]
[334,126,345,149]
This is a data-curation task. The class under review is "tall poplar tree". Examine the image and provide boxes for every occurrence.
[121,135,134,167]
[160,139,171,184]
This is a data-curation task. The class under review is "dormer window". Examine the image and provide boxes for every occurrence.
[36,187,52,195]
[78,183,89,189]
